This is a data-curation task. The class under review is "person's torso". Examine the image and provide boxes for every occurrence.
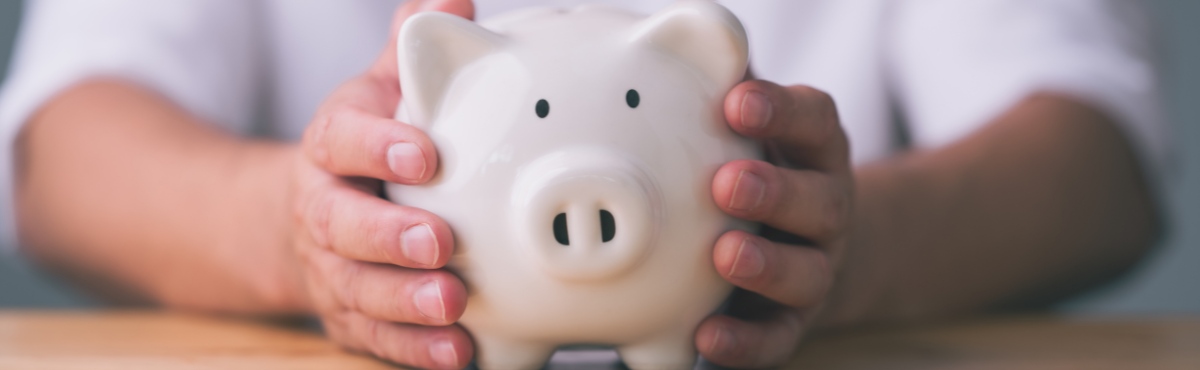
[258,0,898,163]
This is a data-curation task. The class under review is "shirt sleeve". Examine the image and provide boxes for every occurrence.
[0,0,261,252]
[886,0,1170,190]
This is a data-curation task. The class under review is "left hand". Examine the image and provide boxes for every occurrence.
[697,80,854,368]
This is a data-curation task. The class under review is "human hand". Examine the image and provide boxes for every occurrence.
[697,80,853,368]
[292,0,476,368]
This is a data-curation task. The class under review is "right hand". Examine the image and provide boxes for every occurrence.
[292,1,476,368]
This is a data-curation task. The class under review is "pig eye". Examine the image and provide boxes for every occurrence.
[626,89,640,108]
[536,99,550,118]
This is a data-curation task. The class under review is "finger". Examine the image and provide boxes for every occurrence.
[327,312,473,370]
[303,106,439,184]
[369,0,477,84]
[305,248,466,326]
[713,160,851,243]
[724,80,849,170]
[695,310,805,368]
[303,0,476,182]
[302,180,454,268]
[712,230,832,308]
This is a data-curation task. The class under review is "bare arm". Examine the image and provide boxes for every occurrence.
[15,4,477,369]
[827,93,1159,326]
[696,84,1159,367]
[15,80,306,313]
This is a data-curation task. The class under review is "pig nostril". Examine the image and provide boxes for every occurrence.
[553,213,570,246]
[600,210,616,243]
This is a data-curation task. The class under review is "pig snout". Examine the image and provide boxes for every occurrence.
[512,147,661,283]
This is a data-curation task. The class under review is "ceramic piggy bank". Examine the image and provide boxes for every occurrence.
[387,1,757,368]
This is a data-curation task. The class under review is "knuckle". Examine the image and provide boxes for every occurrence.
[790,84,824,102]
[758,167,788,221]
[820,187,851,240]
[382,280,410,320]
[794,85,835,113]
[293,181,325,229]
[794,86,840,145]
[795,176,847,242]
[819,104,839,140]
[334,263,365,310]
[361,319,388,358]
[812,113,837,146]
[790,84,826,106]
[810,87,836,113]
[305,112,337,167]
[358,207,394,258]
[817,198,844,241]
[819,119,843,153]
[364,318,383,345]
[306,191,337,249]
[812,252,834,302]
[291,194,309,227]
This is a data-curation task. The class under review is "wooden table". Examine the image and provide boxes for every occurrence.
[0,311,1196,369]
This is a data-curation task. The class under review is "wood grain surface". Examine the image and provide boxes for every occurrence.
[788,315,1200,370]
[0,311,1196,369]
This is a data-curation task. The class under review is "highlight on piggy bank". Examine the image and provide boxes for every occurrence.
[386,1,759,368]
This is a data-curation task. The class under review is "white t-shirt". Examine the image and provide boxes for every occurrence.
[0,0,1168,250]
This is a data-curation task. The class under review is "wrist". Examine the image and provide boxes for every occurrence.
[223,142,313,315]
[810,156,921,330]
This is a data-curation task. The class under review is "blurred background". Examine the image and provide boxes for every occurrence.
[0,0,1196,313]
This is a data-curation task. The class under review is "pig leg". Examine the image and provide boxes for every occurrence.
[616,328,697,370]
[472,335,555,370]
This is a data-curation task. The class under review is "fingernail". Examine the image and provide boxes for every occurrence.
[413,280,447,321]
[401,223,439,267]
[740,90,773,129]
[728,170,766,212]
[420,0,453,11]
[429,339,459,369]
[387,142,427,181]
[728,237,765,279]
[707,326,737,356]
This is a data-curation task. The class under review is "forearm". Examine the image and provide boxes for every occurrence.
[15,79,308,314]
[821,93,1160,327]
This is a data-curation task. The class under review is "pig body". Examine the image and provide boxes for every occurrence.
[388,2,757,368]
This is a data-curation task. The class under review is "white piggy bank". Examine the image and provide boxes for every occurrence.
[387,1,758,368]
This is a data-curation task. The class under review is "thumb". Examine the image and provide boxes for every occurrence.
[369,0,477,82]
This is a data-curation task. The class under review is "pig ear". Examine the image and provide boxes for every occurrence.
[397,12,504,125]
[629,0,749,90]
